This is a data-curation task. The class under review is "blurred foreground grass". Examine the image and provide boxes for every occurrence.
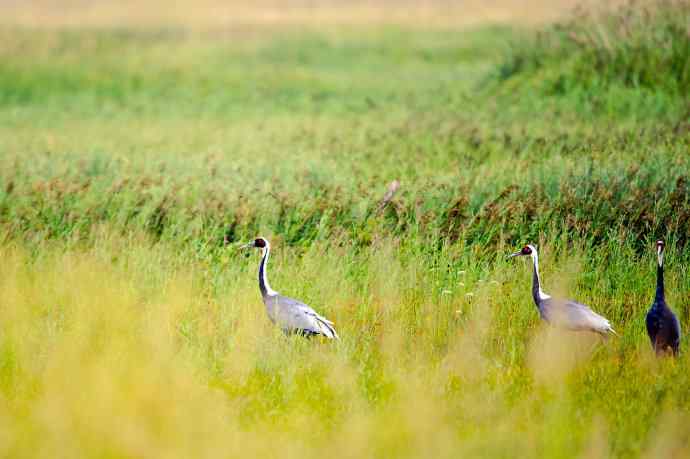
[2,233,690,458]
[1,1,690,457]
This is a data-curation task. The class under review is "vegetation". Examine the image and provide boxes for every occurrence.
[0,1,689,457]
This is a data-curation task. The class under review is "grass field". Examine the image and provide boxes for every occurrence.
[1,1,690,457]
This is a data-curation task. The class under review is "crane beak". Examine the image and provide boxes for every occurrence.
[238,242,254,250]
[507,251,521,259]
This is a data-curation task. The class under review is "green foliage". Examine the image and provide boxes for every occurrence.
[492,0,690,120]
[1,133,689,253]
[498,0,690,90]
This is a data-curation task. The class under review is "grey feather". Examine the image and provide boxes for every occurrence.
[263,294,339,339]
[539,298,615,335]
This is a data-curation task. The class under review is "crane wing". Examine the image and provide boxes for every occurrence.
[273,295,339,339]
[540,298,615,335]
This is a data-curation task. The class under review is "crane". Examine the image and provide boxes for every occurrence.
[645,240,681,356]
[241,237,339,339]
[508,244,616,336]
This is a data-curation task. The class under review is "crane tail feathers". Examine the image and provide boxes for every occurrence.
[316,318,339,340]
[596,323,617,338]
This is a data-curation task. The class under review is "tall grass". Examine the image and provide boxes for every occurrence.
[492,0,690,121]
[1,232,689,458]
[1,1,690,457]
[498,0,690,93]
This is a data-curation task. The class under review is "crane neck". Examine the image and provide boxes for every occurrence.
[654,259,665,304]
[530,251,550,305]
[258,245,278,297]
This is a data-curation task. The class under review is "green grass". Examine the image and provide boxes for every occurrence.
[1,1,690,458]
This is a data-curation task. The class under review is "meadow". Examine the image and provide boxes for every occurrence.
[0,1,689,457]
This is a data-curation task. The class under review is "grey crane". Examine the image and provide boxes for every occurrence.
[508,244,616,336]
[645,240,681,356]
[240,237,339,339]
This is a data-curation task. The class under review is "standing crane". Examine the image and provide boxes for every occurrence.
[645,240,681,356]
[241,237,339,339]
[508,244,616,336]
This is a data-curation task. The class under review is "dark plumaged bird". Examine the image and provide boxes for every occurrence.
[645,240,681,356]
[508,244,616,336]
[241,237,339,339]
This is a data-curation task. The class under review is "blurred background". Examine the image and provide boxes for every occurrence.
[1,0,594,28]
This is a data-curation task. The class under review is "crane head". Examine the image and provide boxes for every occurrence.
[508,244,536,259]
[656,240,665,267]
[239,237,269,250]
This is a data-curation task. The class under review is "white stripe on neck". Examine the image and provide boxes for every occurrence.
[531,250,551,300]
[261,246,278,296]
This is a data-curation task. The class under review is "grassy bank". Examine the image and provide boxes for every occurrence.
[0,1,689,457]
